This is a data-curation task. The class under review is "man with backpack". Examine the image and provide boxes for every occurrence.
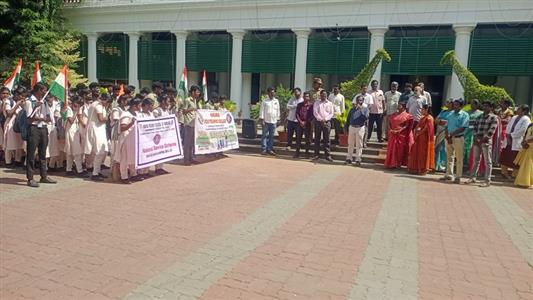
[24,83,57,187]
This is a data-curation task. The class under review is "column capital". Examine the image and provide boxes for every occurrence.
[453,24,476,35]
[124,31,142,39]
[84,32,99,39]
[292,28,311,39]
[368,26,388,37]
[228,30,246,40]
[171,30,189,39]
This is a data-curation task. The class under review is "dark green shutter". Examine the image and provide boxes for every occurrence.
[78,37,88,77]
[242,37,296,73]
[96,36,128,80]
[383,36,455,75]
[186,38,232,72]
[469,36,533,76]
[306,37,369,75]
[138,40,176,81]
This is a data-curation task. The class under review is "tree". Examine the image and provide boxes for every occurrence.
[0,0,86,87]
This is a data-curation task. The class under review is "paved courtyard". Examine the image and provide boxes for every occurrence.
[0,154,532,300]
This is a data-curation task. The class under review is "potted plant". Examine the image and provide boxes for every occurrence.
[273,84,293,143]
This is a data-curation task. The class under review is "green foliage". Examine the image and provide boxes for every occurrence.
[337,98,352,128]
[441,50,512,105]
[249,84,293,129]
[250,101,261,120]
[340,48,391,101]
[223,100,237,113]
[0,0,86,87]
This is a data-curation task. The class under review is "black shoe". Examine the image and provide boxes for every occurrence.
[91,174,104,181]
[131,175,144,182]
[378,139,384,143]
[27,180,39,188]
[97,173,108,179]
[77,170,89,178]
[312,155,320,160]
[40,177,57,184]
[155,169,169,175]
[325,156,333,162]
[121,178,132,184]
[355,161,362,166]
[101,164,110,170]
[267,150,277,156]
[87,167,93,172]
[345,159,352,165]
[65,171,76,177]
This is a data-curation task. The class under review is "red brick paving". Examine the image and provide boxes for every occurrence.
[199,168,391,300]
[417,181,533,300]
[499,186,533,217]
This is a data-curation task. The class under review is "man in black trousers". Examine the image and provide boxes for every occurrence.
[25,83,57,187]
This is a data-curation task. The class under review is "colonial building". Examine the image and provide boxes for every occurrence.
[65,0,533,117]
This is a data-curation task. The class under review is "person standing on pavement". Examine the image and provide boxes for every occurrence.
[384,102,414,169]
[84,93,111,181]
[500,105,531,180]
[344,95,369,166]
[407,105,435,175]
[25,83,56,187]
[179,85,201,166]
[406,85,428,130]
[383,81,401,141]
[259,87,280,156]
[467,101,498,187]
[418,82,432,109]
[328,85,345,145]
[313,90,334,162]
[367,80,385,143]
[399,83,413,105]
[353,84,373,148]
[286,87,303,150]
[441,98,470,184]
[294,92,314,159]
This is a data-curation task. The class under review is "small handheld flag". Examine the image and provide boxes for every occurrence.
[3,59,22,91]
[178,66,188,99]
[201,70,208,102]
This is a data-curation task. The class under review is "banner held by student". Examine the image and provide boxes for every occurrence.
[195,109,239,154]
[135,115,183,168]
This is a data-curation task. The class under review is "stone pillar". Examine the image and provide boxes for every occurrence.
[368,27,388,83]
[293,28,311,91]
[85,32,98,83]
[125,32,141,88]
[241,73,252,118]
[218,72,229,97]
[229,30,246,115]
[172,31,188,82]
[515,76,531,105]
[448,24,476,99]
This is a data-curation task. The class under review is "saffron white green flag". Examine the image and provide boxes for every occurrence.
[49,65,68,104]
[31,61,42,89]
[178,66,188,99]
[201,70,208,102]
[3,59,22,91]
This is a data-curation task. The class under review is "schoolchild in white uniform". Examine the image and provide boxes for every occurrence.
[115,97,142,184]
[137,98,154,178]
[3,86,26,167]
[84,93,111,181]
[63,96,87,177]
[152,94,171,175]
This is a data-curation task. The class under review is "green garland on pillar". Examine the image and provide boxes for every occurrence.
[440,50,512,105]
[340,48,391,101]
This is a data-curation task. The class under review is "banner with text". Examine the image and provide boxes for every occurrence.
[135,116,183,168]
[195,109,239,154]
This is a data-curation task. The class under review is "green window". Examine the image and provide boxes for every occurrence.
[96,35,128,80]
[138,40,176,81]
[469,36,533,76]
[383,36,455,75]
[78,36,88,78]
[242,36,296,73]
[186,36,232,72]
[306,37,369,75]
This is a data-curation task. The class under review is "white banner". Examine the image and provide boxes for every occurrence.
[195,109,239,154]
[135,116,183,168]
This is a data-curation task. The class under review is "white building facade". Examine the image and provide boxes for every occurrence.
[65,0,533,117]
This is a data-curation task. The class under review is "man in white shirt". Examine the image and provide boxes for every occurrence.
[418,82,432,109]
[383,81,402,140]
[313,90,334,161]
[328,85,345,145]
[259,87,280,156]
[367,80,385,143]
[25,83,57,187]
[353,84,373,147]
[407,86,428,129]
[286,87,303,150]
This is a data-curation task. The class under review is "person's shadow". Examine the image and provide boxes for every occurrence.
[0,177,27,186]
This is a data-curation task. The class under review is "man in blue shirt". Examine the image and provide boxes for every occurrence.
[441,98,470,183]
[344,95,369,166]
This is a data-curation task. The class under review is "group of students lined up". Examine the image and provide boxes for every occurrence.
[258,77,533,188]
[0,82,218,187]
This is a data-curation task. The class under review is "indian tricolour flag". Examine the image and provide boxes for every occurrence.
[49,65,68,104]
[201,70,208,102]
[178,66,188,99]
[3,58,22,91]
[31,61,42,89]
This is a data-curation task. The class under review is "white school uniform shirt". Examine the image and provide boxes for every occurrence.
[153,107,170,118]
[138,111,154,119]
[506,115,531,151]
[328,93,345,117]
[84,100,109,155]
[259,97,280,124]
[25,95,51,128]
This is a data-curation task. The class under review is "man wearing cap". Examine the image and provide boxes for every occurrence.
[310,78,324,103]
[441,98,470,184]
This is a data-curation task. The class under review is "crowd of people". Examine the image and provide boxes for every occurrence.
[258,77,532,188]
[1,78,532,189]
[0,81,225,187]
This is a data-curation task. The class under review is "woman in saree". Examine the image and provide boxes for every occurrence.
[514,121,533,188]
[434,99,453,172]
[408,105,435,174]
[384,102,414,169]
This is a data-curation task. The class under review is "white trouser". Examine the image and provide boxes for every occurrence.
[5,149,23,164]
[66,154,83,173]
[92,153,106,176]
[346,125,366,162]
[120,145,136,180]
